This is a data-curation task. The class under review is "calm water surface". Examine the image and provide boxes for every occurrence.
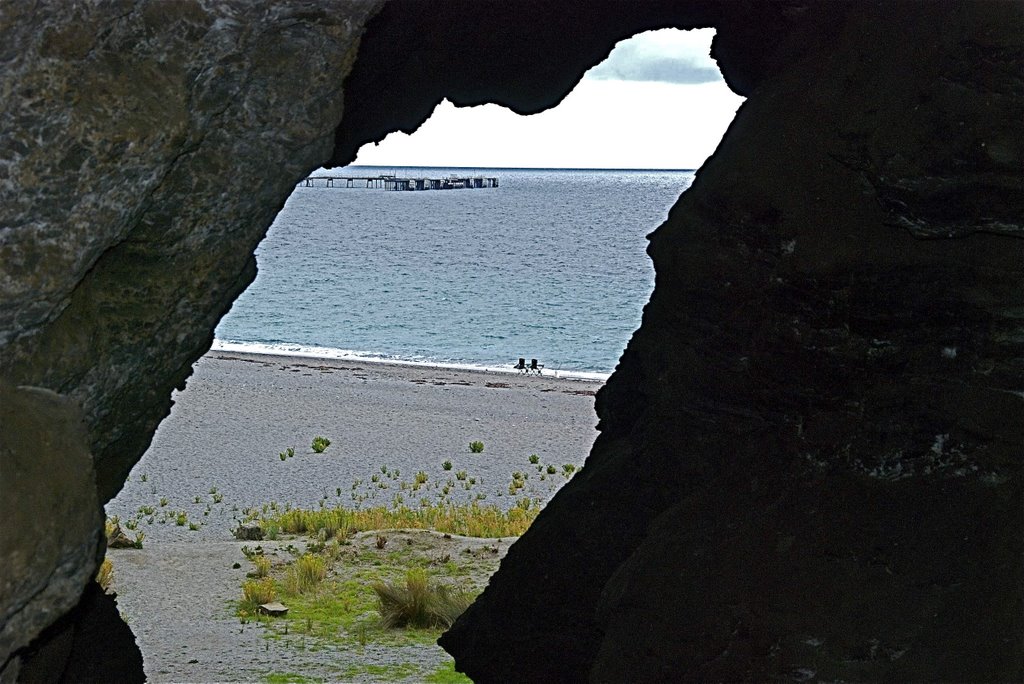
[215,166,693,376]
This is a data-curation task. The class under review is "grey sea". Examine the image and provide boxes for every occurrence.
[215,166,694,377]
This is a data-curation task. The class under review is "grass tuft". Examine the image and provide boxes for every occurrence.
[311,436,331,453]
[286,554,327,595]
[372,568,472,629]
[253,555,271,578]
[468,441,484,453]
[240,577,276,615]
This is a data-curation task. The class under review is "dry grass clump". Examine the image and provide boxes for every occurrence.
[96,558,114,591]
[253,555,271,578]
[264,501,537,540]
[373,568,473,629]
[239,577,276,615]
[285,554,327,595]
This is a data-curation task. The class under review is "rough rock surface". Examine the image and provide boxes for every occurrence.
[442,2,1024,681]
[0,0,380,673]
[0,0,381,505]
[0,0,1022,681]
[0,383,101,670]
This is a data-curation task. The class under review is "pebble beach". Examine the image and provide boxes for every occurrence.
[105,350,601,681]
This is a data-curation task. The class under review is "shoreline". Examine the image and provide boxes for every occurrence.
[109,347,601,537]
[211,339,611,383]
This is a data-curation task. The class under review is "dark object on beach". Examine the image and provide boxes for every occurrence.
[513,357,526,371]
[106,523,137,549]
[530,359,543,373]
[233,523,264,541]
[231,562,241,569]
[258,602,288,617]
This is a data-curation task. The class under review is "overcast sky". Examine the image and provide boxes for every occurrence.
[352,28,744,170]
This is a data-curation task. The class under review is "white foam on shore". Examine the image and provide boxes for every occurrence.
[211,340,610,382]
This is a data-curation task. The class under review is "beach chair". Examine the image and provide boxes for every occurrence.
[514,358,527,372]
[530,359,543,374]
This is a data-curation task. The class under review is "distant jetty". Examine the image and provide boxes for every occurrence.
[299,174,499,191]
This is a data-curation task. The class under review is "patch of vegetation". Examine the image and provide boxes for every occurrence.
[442,460,453,471]
[373,568,472,629]
[253,555,271,578]
[264,673,323,684]
[425,660,473,683]
[285,554,327,595]
[528,454,540,464]
[238,528,504,650]
[260,501,538,539]
[340,663,419,681]
[240,577,276,616]
[311,436,331,453]
[468,440,484,453]
[279,447,295,461]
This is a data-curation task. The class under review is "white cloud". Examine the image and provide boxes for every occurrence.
[352,29,742,170]
[585,28,721,84]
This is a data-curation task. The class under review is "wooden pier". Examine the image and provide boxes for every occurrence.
[299,174,498,191]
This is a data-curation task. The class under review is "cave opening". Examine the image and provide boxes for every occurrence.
[6,2,1021,681]
[96,28,743,682]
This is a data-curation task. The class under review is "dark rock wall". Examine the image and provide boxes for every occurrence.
[441,2,1024,681]
[0,0,381,673]
[1,0,1021,680]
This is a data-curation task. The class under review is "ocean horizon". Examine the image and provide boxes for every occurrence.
[215,165,693,376]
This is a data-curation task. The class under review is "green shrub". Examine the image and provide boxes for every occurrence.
[311,436,331,453]
[562,464,576,476]
[442,460,453,471]
[546,464,557,474]
[373,568,473,629]
[469,441,484,453]
[455,470,468,481]
[415,471,429,485]
[528,454,539,464]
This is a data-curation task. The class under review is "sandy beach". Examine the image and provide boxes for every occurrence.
[105,350,601,681]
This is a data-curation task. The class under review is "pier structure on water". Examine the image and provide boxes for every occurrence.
[299,174,499,191]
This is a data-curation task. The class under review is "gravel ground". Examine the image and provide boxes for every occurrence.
[105,351,600,682]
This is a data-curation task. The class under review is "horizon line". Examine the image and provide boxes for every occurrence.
[338,163,699,173]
